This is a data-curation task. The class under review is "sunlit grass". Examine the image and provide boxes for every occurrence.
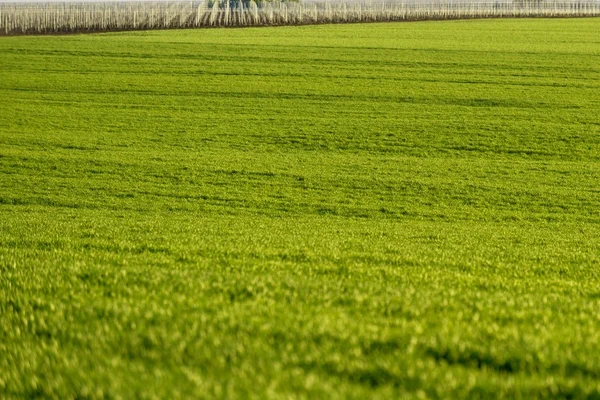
[1,18,600,398]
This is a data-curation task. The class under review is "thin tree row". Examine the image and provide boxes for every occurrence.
[1,0,599,35]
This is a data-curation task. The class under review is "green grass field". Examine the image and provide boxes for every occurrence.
[1,18,600,398]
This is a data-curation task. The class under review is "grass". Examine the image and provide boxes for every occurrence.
[1,18,600,398]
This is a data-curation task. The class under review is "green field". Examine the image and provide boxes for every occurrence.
[1,18,600,398]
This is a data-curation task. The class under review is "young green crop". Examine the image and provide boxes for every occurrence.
[1,19,600,399]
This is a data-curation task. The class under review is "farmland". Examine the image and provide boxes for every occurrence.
[1,18,600,398]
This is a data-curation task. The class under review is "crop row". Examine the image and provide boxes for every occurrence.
[1,0,599,34]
